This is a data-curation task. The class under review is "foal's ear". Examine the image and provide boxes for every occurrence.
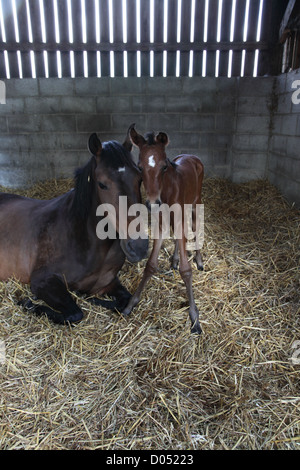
[122,123,135,152]
[156,132,169,147]
[130,125,146,149]
[88,133,102,157]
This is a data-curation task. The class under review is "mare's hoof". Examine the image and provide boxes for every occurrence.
[191,323,202,335]
[115,294,132,313]
[65,311,83,324]
[121,306,132,316]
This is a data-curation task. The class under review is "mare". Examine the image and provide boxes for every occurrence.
[122,125,204,334]
[0,131,148,325]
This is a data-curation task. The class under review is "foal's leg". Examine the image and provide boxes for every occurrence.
[27,273,84,324]
[122,236,163,316]
[192,207,204,271]
[178,238,202,334]
[170,240,179,269]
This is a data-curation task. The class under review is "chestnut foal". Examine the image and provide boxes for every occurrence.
[122,125,204,334]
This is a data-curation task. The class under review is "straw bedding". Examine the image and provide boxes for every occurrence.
[0,177,299,450]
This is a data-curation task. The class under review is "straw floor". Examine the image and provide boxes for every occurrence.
[0,177,299,450]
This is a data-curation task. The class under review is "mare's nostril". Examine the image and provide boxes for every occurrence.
[126,238,148,261]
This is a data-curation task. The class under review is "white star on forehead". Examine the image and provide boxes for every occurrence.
[148,155,156,168]
[118,167,126,173]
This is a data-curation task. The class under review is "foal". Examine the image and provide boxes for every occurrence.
[122,125,204,334]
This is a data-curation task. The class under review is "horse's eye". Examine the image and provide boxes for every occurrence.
[98,182,108,190]
[162,164,168,172]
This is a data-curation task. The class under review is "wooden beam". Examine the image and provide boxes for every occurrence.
[279,0,296,41]
[0,41,270,54]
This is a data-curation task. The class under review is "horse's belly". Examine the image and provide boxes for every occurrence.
[0,249,33,284]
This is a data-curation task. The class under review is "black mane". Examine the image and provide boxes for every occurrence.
[71,140,136,223]
[101,140,137,171]
[71,156,96,222]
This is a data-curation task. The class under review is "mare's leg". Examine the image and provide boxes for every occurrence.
[178,238,202,334]
[27,273,83,325]
[87,277,131,312]
[122,236,163,316]
[170,240,179,269]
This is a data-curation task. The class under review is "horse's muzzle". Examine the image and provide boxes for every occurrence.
[121,237,149,263]
[146,199,162,212]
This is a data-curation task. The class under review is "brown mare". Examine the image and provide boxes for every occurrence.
[122,125,204,334]
[0,130,148,325]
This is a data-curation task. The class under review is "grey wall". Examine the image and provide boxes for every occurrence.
[268,69,300,208]
[0,76,272,186]
[0,74,298,208]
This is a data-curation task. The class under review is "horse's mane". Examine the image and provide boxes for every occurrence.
[71,156,96,222]
[71,141,135,223]
[144,132,156,145]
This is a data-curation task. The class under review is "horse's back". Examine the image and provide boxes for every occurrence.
[173,154,204,178]
[172,155,204,204]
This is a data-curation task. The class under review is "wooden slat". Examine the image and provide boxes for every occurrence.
[194,0,205,42]
[1,1,15,43]
[207,0,219,43]
[234,0,247,42]
[279,0,296,40]
[0,51,7,78]
[0,40,270,53]
[0,0,274,78]
[247,0,261,42]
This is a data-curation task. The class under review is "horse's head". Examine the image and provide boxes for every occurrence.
[129,125,170,212]
[87,130,148,263]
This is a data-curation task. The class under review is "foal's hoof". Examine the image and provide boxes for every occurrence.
[191,323,202,335]
[170,258,179,270]
[194,259,204,271]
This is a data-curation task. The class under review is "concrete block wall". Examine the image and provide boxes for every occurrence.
[268,69,300,208]
[0,76,259,188]
[231,77,274,183]
[0,74,299,208]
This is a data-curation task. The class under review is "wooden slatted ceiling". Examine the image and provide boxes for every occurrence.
[0,0,270,79]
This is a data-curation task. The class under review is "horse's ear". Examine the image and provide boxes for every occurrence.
[130,125,146,149]
[88,133,102,156]
[122,123,135,152]
[156,132,169,147]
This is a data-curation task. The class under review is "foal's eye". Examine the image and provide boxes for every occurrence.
[98,182,108,190]
[162,164,168,172]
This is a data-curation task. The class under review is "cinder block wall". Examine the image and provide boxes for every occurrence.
[268,69,300,208]
[0,76,273,189]
[232,77,273,183]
